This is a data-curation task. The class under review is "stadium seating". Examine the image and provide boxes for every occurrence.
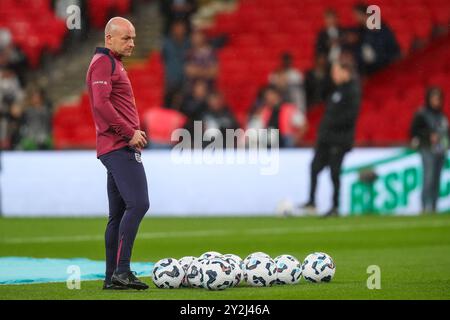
[357,34,450,145]
[87,0,132,29]
[52,0,450,148]
[143,108,187,146]
[0,0,67,67]
[0,0,133,68]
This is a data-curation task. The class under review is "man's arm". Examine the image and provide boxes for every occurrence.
[90,56,136,140]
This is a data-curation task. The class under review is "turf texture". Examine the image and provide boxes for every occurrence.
[0,215,449,300]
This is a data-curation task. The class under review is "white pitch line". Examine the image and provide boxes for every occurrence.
[1,220,450,245]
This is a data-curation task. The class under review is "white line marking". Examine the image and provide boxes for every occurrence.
[1,220,450,244]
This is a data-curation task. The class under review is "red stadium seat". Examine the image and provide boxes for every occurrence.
[143,108,187,145]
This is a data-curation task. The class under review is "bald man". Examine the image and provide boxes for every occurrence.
[86,17,149,290]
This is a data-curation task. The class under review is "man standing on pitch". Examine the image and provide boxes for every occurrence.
[302,61,361,217]
[87,17,149,290]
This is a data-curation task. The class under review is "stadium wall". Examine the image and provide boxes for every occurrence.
[1,149,449,217]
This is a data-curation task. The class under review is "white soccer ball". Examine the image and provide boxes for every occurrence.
[244,256,277,287]
[244,252,271,265]
[179,256,196,287]
[302,252,336,283]
[222,254,245,287]
[276,198,295,217]
[186,258,206,288]
[199,251,222,260]
[274,254,302,285]
[152,258,184,289]
[201,257,234,290]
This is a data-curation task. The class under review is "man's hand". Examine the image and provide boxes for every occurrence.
[129,130,147,149]
[431,133,439,145]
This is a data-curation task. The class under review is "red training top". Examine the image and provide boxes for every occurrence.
[86,47,140,157]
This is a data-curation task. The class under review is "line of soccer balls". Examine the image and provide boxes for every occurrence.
[151,251,336,290]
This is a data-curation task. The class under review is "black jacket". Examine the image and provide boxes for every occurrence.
[410,106,449,150]
[317,79,361,150]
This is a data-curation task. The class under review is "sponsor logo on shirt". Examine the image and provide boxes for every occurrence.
[92,80,108,85]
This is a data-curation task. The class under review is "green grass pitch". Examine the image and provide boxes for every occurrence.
[1,215,450,300]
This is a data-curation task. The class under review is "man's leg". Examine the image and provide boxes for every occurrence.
[420,149,434,212]
[329,145,346,212]
[104,171,126,284]
[430,153,446,212]
[308,145,329,205]
[100,148,150,289]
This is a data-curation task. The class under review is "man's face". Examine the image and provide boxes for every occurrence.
[265,90,281,107]
[331,64,349,84]
[106,24,136,57]
[208,94,224,112]
[172,22,186,40]
[191,31,205,48]
[324,13,337,28]
[430,93,442,110]
[353,10,366,25]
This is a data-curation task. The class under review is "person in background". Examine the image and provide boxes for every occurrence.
[269,52,307,113]
[159,0,198,35]
[162,20,190,108]
[0,28,27,86]
[302,61,361,217]
[17,88,53,150]
[304,53,332,108]
[248,85,308,148]
[351,3,401,74]
[184,29,218,90]
[315,9,344,64]
[0,67,24,149]
[182,79,209,120]
[410,87,448,213]
[202,90,239,147]
[182,79,209,142]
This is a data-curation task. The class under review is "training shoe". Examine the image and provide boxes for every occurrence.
[322,207,339,218]
[111,271,149,290]
[102,281,129,290]
[300,202,317,216]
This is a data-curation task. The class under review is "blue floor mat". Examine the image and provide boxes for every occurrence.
[0,257,154,285]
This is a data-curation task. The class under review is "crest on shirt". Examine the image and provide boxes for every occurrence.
[135,152,142,163]
[331,91,342,103]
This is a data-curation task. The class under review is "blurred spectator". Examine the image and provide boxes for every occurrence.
[0,67,24,104]
[16,88,53,150]
[185,29,218,90]
[181,79,209,147]
[162,20,190,108]
[248,86,267,116]
[247,86,308,148]
[182,79,209,122]
[304,53,332,107]
[351,3,401,74]
[410,87,448,213]
[0,68,24,146]
[268,52,307,113]
[315,9,344,63]
[159,0,198,35]
[202,91,239,146]
[0,28,27,86]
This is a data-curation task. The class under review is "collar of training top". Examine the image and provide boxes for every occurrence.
[95,47,122,60]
